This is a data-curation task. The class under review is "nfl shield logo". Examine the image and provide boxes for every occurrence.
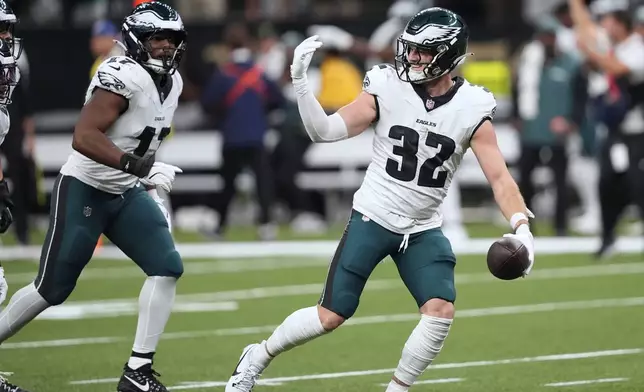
[83,206,92,217]
[426,99,435,110]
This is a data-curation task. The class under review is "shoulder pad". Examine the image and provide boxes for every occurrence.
[0,106,9,146]
[92,56,142,100]
[362,63,396,96]
[172,70,184,95]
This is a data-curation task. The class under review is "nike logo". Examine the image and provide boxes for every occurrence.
[109,65,121,71]
[124,375,150,391]
[232,348,251,376]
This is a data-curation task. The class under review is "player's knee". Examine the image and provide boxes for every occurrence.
[38,284,74,306]
[317,305,346,331]
[420,298,455,319]
[147,250,184,278]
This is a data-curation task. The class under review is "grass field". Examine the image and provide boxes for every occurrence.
[1,242,643,392]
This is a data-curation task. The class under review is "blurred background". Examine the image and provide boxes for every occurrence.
[5,0,644,249]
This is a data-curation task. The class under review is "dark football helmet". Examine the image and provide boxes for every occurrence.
[395,7,470,84]
[121,1,187,74]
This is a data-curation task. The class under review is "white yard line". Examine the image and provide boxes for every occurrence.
[68,348,642,388]
[378,378,464,386]
[1,235,643,261]
[8,296,644,350]
[545,377,629,387]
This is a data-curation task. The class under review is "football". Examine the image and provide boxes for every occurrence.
[486,237,530,280]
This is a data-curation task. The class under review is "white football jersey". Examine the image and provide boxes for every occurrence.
[60,56,183,194]
[353,64,496,234]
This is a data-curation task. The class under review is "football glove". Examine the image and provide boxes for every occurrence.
[503,224,535,277]
[120,152,155,178]
[0,179,13,234]
[140,162,182,193]
[0,266,7,306]
[291,35,323,80]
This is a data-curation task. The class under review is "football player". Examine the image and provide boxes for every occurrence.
[0,2,185,392]
[225,8,535,392]
[0,3,25,391]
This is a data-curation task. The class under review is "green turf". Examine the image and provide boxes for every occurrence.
[0,251,643,391]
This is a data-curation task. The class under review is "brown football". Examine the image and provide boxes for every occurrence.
[486,237,530,280]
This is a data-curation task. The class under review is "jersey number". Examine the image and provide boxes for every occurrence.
[385,125,456,188]
[134,126,171,156]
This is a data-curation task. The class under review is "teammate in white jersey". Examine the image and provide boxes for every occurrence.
[226,8,535,392]
[0,3,186,392]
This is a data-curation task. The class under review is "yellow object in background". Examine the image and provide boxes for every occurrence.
[461,61,511,98]
[317,57,363,110]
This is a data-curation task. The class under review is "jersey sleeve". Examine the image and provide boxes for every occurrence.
[91,57,140,100]
[468,86,497,140]
[362,63,396,97]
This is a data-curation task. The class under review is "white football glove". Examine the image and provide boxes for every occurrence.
[0,267,7,306]
[503,224,535,277]
[139,162,182,193]
[291,35,323,80]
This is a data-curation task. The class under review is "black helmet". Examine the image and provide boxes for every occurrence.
[121,1,187,74]
[0,0,22,60]
[395,7,469,84]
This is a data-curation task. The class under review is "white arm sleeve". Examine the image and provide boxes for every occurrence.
[0,107,10,146]
[292,76,348,143]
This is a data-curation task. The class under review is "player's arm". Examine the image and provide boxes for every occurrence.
[291,36,375,143]
[470,120,531,230]
[568,0,599,44]
[72,88,129,169]
[471,120,535,274]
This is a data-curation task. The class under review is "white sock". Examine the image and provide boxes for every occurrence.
[0,283,50,343]
[252,306,327,368]
[392,315,452,387]
[128,276,177,369]
[385,380,409,392]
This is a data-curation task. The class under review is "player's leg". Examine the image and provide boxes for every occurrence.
[104,185,182,392]
[225,210,395,392]
[214,146,247,236]
[386,228,456,391]
[0,174,106,343]
[550,146,568,236]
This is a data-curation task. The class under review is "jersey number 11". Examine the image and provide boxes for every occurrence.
[386,125,456,188]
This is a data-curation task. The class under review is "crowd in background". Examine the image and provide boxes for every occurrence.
[4,0,644,259]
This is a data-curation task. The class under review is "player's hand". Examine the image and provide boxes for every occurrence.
[120,152,156,178]
[140,162,182,193]
[0,266,7,306]
[503,224,534,277]
[291,35,323,80]
[307,25,354,51]
[0,179,14,234]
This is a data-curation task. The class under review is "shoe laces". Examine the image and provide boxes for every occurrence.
[236,365,262,390]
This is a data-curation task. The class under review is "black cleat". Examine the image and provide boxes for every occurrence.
[117,363,167,392]
[0,374,30,392]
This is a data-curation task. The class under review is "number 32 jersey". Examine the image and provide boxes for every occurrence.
[352,64,496,234]
[60,56,183,194]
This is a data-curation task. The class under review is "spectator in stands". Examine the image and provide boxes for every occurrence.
[201,22,284,240]
[569,0,644,257]
[0,8,37,246]
[516,16,585,236]
[89,20,120,78]
[553,2,601,235]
